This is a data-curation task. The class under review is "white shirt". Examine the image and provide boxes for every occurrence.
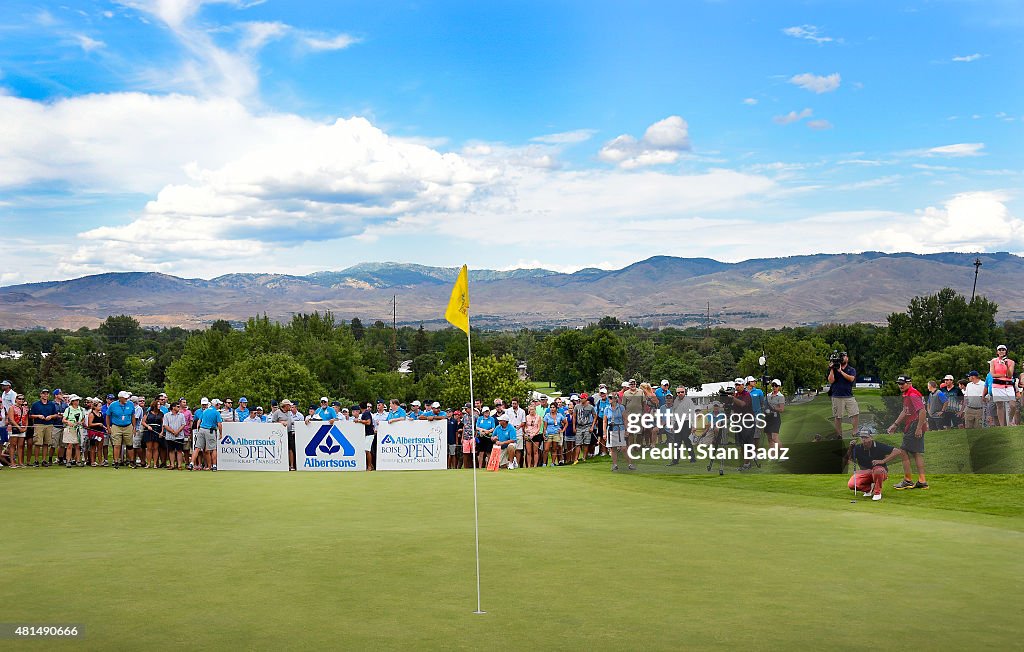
[507,407,526,432]
[1,388,15,410]
[964,380,986,408]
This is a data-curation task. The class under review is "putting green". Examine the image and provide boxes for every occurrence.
[2,464,1022,650]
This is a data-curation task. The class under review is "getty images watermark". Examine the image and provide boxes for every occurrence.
[623,411,790,463]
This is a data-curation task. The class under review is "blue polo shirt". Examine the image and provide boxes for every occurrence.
[234,407,250,421]
[749,388,765,414]
[159,405,170,414]
[655,387,671,407]
[387,407,407,422]
[475,415,496,433]
[422,410,447,419]
[198,407,222,429]
[315,406,337,421]
[107,400,135,427]
[596,398,610,418]
[493,423,516,445]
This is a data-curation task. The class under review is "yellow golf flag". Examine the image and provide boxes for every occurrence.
[445,264,470,334]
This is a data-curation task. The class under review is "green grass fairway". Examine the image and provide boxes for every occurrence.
[3,464,1022,650]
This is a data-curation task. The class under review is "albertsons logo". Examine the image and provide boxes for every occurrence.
[303,424,358,468]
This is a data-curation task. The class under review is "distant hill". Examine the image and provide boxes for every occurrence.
[1,253,1020,330]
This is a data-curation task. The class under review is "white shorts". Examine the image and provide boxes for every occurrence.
[991,386,1014,401]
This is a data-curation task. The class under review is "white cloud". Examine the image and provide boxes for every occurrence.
[75,34,106,51]
[772,108,813,125]
[952,53,983,62]
[742,98,758,105]
[597,116,691,169]
[60,113,495,275]
[239,21,289,51]
[530,129,597,145]
[781,25,836,44]
[789,72,841,93]
[807,119,833,130]
[867,192,1022,253]
[302,33,360,51]
[925,143,986,157]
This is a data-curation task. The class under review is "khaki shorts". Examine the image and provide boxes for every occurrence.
[546,432,562,444]
[62,426,81,445]
[831,397,859,419]
[196,427,218,451]
[33,424,55,446]
[110,424,134,447]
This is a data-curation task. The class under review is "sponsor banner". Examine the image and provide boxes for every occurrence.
[376,419,446,471]
[218,422,289,472]
[295,420,366,472]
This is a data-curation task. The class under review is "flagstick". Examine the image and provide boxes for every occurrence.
[467,324,485,615]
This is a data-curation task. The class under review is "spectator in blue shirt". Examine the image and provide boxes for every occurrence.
[386,399,407,422]
[234,397,250,422]
[314,397,338,422]
[655,380,672,408]
[492,413,518,468]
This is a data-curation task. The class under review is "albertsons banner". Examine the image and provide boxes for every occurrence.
[295,420,366,471]
[218,422,289,472]
[376,419,446,471]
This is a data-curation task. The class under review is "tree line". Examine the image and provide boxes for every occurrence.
[0,287,1014,406]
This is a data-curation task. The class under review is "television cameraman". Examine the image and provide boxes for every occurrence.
[827,351,859,438]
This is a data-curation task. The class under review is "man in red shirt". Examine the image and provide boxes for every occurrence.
[887,375,929,490]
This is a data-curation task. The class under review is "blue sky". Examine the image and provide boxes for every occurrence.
[0,0,1021,283]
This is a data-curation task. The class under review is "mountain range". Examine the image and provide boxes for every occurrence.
[2,252,1020,330]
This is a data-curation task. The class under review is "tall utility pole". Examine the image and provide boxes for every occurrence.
[705,301,711,338]
[971,258,982,302]
[390,295,398,370]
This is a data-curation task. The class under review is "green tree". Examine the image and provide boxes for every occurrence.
[350,317,365,341]
[190,354,326,410]
[440,355,532,408]
[737,333,830,394]
[906,344,991,386]
[98,315,141,346]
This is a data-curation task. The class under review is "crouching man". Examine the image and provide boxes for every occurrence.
[846,431,910,501]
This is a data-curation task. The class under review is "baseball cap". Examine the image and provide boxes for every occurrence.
[497,413,509,421]
[734,378,745,384]
[270,399,279,406]
[745,376,756,383]
[943,374,954,381]
[67,393,80,401]
[412,400,421,407]
[481,406,490,412]
[661,380,669,386]
[212,398,223,405]
[320,396,329,403]
[117,390,131,399]
[280,399,292,406]
[200,397,210,405]
[896,375,911,384]
[621,381,629,387]
[106,394,115,399]
[158,392,167,398]
[997,344,1007,350]
[599,388,607,394]
[857,431,874,439]
[570,394,580,401]
[771,379,782,386]
[238,397,248,403]
[968,370,980,377]
[580,392,589,400]
[0,380,9,386]
[432,402,441,408]
[53,388,62,395]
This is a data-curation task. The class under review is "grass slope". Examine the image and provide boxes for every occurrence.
[3,462,1022,650]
